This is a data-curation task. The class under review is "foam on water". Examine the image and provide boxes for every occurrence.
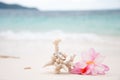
[0,30,101,42]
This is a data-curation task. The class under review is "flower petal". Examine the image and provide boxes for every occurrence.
[74,62,86,68]
[94,64,109,75]
[81,52,91,62]
[70,62,87,74]
[87,64,96,75]
[89,48,99,61]
[70,67,81,74]
[94,54,105,64]
[102,64,110,71]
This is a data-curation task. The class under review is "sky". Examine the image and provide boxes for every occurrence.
[0,0,120,10]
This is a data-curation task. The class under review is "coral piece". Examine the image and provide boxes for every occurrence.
[65,54,76,72]
[53,39,61,54]
[44,39,75,74]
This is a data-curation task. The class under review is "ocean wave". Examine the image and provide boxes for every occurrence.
[0,30,102,42]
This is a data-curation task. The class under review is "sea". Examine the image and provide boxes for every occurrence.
[0,9,120,40]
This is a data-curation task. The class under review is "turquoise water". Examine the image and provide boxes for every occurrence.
[0,9,120,39]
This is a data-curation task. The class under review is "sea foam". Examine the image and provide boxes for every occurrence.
[0,30,102,42]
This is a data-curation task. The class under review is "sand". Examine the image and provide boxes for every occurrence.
[0,37,120,80]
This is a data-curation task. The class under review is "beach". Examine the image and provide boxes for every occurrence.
[0,36,120,80]
[0,9,120,80]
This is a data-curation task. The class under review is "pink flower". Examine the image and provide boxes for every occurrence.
[70,48,109,75]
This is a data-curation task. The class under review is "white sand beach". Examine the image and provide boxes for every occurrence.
[0,0,120,80]
[0,36,120,80]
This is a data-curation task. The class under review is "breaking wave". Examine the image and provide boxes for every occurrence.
[0,30,102,42]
